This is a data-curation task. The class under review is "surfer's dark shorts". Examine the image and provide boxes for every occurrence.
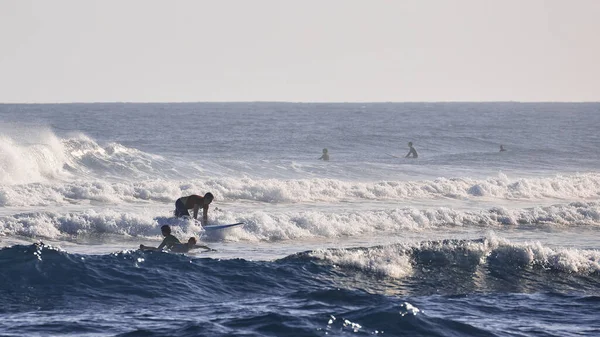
[174,198,190,217]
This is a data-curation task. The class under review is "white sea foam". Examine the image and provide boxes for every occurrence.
[2,202,600,242]
[0,129,186,187]
[1,173,600,207]
[0,128,70,185]
[310,245,414,278]
[1,128,599,208]
[0,210,209,243]
[309,235,600,278]
[63,134,176,180]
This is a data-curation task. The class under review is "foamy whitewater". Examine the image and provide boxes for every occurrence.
[1,102,599,336]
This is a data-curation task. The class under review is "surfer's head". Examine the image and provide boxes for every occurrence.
[161,225,171,236]
[323,148,328,153]
[408,142,413,147]
[204,192,214,204]
[187,237,197,246]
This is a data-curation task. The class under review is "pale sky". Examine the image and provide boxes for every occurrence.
[1,0,599,102]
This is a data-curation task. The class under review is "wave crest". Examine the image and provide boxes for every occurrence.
[307,236,600,279]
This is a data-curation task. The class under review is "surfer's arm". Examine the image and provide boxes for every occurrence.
[406,149,417,158]
[192,204,200,220]
[156,237,169,250]
[190,244,214,251]
[202,205,209,225]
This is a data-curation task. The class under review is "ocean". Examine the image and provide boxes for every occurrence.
[1,102,599,336]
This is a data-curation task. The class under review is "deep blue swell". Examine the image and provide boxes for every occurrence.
[1,243,600,337]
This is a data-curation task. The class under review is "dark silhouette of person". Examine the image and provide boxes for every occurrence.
[500,145,506,152]
[174,192,214,225]
[405,142,418,158]
[170,237,212,253]
[139,225,180,251]
[141,236,212,253]
[318,148,329,161]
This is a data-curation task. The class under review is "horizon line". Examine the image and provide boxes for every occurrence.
[1,100,599,105]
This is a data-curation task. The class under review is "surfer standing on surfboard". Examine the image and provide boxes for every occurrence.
[174,192,214,225]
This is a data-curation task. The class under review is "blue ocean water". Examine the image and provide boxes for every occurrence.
[1,102,600,336]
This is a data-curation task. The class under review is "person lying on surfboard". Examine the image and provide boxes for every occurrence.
[170,237,213,253]
[141,236,213,253]
[174,192,214,225]
[140,225,180,251]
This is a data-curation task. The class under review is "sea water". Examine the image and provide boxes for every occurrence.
[1,102,599,336]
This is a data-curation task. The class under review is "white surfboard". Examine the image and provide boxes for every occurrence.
[203,222,245,230]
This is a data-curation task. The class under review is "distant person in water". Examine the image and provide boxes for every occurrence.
[318,148,330,161]
[499,145,506,152]
[139,225,181,251]
[174,192,214,225]
[405,142,418,158]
